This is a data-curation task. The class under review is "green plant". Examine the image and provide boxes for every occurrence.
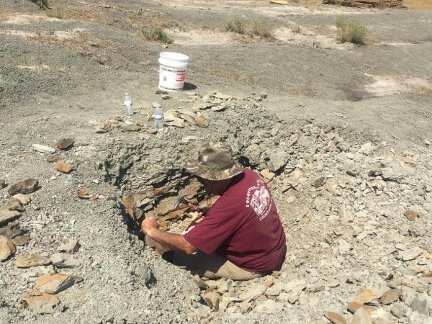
[30,0,49,9]
[225,17,247,34]
[336,17,368,45]
[143,27,173,44]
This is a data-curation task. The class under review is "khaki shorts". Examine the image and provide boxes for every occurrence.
[168,250,263,281]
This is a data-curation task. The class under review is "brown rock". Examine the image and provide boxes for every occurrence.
[179,179,201,199]
[195,113,209,128]
[53,160,74,173]
[8,179,40,196]
[57,239,80,253]
[380,289,400,305]
[353,288,381,304]
[35,273,75,294]
[0,235,16,261]
[347,302,377,315]
[12,234,31,246]
[56,138,75,150]
[322,0,403,8]
[404,209,418,221]
[324,311,347,324]
[0,209,21,226]
[22,291,60,314]
[12,194,30,205]
[156,196,179,216]
[77,188,99,200]
[15,254,51,268]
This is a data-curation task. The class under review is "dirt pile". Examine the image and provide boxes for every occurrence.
[323,0,404,8]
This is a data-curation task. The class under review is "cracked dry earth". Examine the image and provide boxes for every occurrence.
[1,0,432,323]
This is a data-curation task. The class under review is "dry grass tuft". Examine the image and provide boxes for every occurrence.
[143,26,173,44]
[336,18,368,45]
[225,17,274,39]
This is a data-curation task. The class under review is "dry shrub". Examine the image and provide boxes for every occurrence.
[336,18,368,45]
[143,26,173,44]
[225,17,274,39]
[30,0,49,9]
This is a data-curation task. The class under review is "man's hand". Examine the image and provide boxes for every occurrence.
[141,216,159,235]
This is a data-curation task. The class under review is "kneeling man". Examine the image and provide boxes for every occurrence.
[141,142,286,280]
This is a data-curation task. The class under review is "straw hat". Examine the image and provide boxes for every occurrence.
[186,142,244,181]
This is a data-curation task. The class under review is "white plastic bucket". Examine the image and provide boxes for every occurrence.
[158,52,189,91]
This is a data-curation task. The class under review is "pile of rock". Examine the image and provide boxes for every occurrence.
[0,139,85,314]
[101,90,431,322]
[322,0,404,8]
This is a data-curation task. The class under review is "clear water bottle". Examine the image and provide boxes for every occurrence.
[123,93,133,117]
[154,106,164,130]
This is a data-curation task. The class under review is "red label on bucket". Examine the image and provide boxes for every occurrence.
[176,72,186,81]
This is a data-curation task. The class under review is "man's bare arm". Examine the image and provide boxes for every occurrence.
[146,227,198,254]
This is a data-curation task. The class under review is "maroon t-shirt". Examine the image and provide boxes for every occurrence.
[184,168,286,273]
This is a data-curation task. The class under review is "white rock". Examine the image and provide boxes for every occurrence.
[32,144,56,154]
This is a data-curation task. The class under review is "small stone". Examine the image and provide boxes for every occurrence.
[351,307,372,324]
[239,284,267,302]
[398,247,423,261]
[8,179,40,195]
[260,169,275,181]
[390,303,407,318]
[53,160,74,174]
[15,254,51,268]
[380,289,400,305]
[312,177,326,188]
[12,234,31,246]
[0,235,16,261]
[324,311,347,324]
[0,179,6,189]
[410,297,429,315]
[32,144,56,154]
[195,113,208,128]
[13,194,30,205]
[57,239,80,253]
[22,291,60,314]
[0,209,21,225]
[56,138,74,150]
[35,273,75,294]
[358,142,375,155]
[404,209,418,221]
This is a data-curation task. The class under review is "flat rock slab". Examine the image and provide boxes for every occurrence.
[324,311,347,324]
[22,291,60,314]
[380,289,400,305]
[353,288,381,304]
[15,254,51,268]
[398,247,423,261]
[57,239,80,253]
[35,273,75,294]
[8,179,40,196]
[50,253,81,268]
[0,235,16,261]
[0,209,21,226]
